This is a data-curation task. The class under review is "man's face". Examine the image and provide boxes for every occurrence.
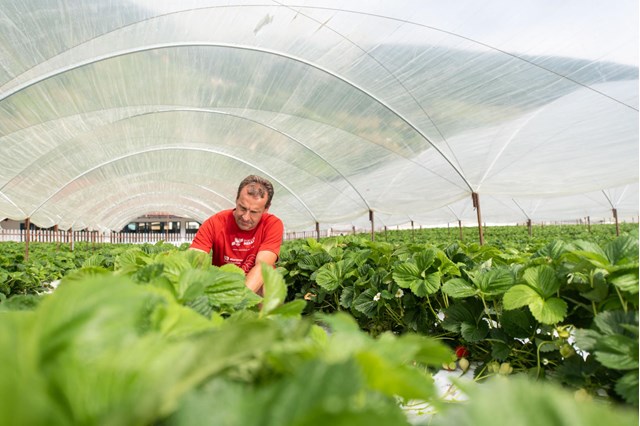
[233,186,268,231]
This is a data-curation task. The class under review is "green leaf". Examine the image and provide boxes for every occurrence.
[573,329,602,352]
[594,335,639,370]
[491,340,511,360]
[260,264,287,317]
[475,267,515,296]
[460,321,489,342]
[605,235,639,266]
[523,265,561,298]
[442,300,483,333]
[610,272,639,294]
[528,297,567,324]
[315,312,362,335]
[114,248,151,275]
[60,266,110,285]
[175,269,207,302]
[152,302,218,338]
[392,262,421,289]
[435,249,461,277]
[353,288,379,318]
[411,271,441,297]
[339,286,355,309]
[442,299,488,342]
[356,351,436,401]
[534,240,570,261]
[152,251,193,284]
[442,278,477,298]
[315,260,354,292]
[593,310,638,336]
[414,249,436,271]
[297,252,332,271]
[81,254,106,268]
[204,268,260,311]
[0,294,43,311]
[503,285,540,310]
[615,370,639,405]
[430,375,639,426]
[268,300,307,317]
[579,278,609,302]
[391,333,453,367]
[501,308,535,338]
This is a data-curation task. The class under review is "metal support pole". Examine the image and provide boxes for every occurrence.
[369,210,375,241]
[315,221,320,241]
[612,208,620,236]
[527,218,532,237]
[472,192,485,245]
[24,217,30,261]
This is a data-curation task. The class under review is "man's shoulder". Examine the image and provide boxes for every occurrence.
[203,209,233,226]
[262,212,283,226]
[211,209,234,219]
[260,213,284,235]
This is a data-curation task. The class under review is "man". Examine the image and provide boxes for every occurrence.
[189,175,284,295]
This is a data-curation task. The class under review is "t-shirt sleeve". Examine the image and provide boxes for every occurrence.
[189,217,215,253]
[259,216,284,257]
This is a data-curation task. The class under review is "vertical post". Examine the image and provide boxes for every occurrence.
[472,192,485,245]
[527,218,532,237]
[587,216,591,233]
[612,208,620,236]
[458,220,463,241]
[352,225,356,235]
[315,221,320,241]
[411,220,415,242]
[369,210,375,241]
[24,217,30,261]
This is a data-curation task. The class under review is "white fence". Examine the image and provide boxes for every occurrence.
[0,229,188,245]
[0,228,334,245]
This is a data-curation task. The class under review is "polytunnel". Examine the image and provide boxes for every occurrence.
[0,0,637,234]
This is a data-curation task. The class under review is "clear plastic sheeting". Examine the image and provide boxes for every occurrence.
[0,0,637,232]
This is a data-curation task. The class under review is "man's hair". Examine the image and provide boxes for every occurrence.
[237,175,275,209]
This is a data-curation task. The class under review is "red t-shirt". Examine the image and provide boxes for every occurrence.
[189,209,284,273]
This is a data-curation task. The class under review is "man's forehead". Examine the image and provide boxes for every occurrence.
[237,194,267,210]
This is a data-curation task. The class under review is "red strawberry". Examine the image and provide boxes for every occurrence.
[455,345,469,358]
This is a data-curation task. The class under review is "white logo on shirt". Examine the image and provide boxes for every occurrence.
[231,237,255,248]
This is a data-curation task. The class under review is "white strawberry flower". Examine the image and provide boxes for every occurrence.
[373,292,381,302]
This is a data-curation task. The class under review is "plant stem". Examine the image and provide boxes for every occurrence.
[480,296,495,329]
[535,341,555,379]
[614,286,628,313]
[425,297,439,320]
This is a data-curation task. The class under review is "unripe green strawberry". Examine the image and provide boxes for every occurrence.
[458,357,470,372]
[498,362,513,375]
[442,362,457,371]
[574,388,593,402]
[487,361,500,373]
[556,325,571,339]
[560,343,575,358]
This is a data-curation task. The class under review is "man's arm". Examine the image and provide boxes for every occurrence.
[245,250,278,294]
